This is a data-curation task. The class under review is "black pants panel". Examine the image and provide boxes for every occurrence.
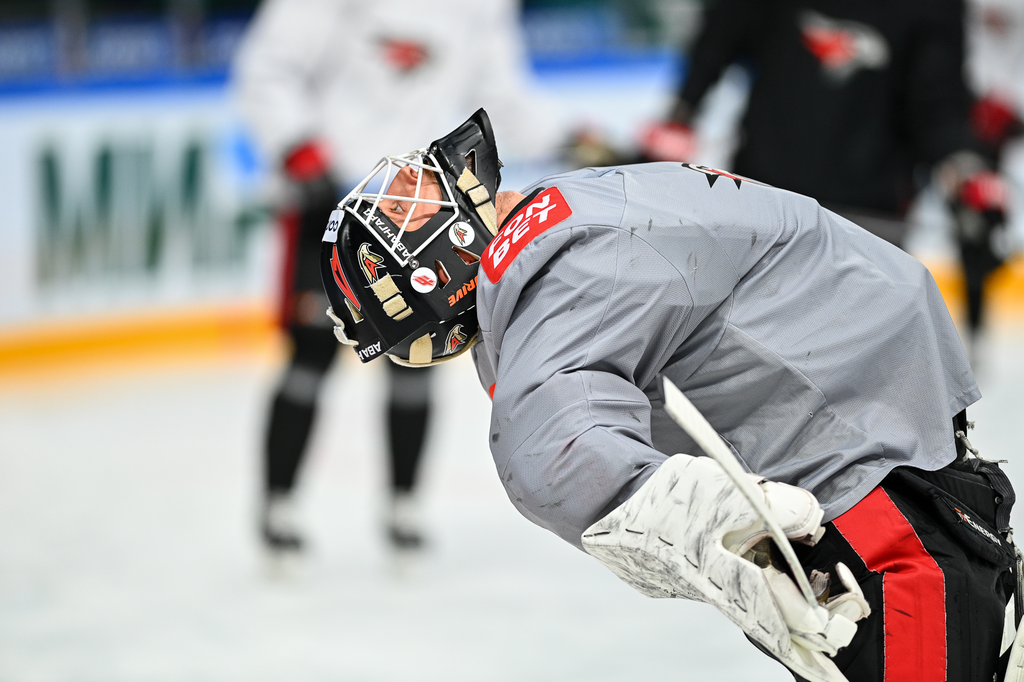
[263,325,433,494]
[766,465,1016,682]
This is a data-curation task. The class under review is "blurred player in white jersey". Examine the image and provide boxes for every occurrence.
[233,0,565,558]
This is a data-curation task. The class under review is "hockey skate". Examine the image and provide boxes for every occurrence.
[386,491,425,551]
[260,491,305,576]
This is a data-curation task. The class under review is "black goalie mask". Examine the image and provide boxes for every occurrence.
[320,108,502,365]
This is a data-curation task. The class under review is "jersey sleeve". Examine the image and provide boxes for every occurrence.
[902,0,976,163]
[231,0,347,164]
[487,225,699,549]
[676,0,768,114]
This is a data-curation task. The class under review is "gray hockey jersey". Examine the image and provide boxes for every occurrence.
[471,163,978,550]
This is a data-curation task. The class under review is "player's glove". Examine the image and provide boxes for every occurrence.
[970,95,1024,150]
[637,120,697,162]
[282,139,338,212]
[563,128,623,168]
[279,140,340,328]
[583,454,869,682]
[763,556,870,658]
[727,473,868,658]
[959,170,1010,216]
[954,170,1011,254]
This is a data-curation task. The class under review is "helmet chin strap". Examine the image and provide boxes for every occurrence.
[386,331,479,367]
[456,168,498,236]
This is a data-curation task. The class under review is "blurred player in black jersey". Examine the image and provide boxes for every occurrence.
[641,0,1016,356]
[959,0,1024,355]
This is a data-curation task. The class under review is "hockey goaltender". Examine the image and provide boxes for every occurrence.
[319,109,1021,682]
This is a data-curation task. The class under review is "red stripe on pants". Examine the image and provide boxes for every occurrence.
[833,487,946,682]
[277,210,300,327]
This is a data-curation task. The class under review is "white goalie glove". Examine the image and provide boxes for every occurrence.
[582,454,871,682]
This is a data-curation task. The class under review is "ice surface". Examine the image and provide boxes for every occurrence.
[0,349,789,682]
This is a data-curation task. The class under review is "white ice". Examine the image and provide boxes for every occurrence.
[0,349,778,682]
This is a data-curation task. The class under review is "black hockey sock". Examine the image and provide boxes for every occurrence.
[966,281,985,335]
[960,241,1000,336]
[263,326,336,494]
[387,403,429,493]
[265,393,317,493]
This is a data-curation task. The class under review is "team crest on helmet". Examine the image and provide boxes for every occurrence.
[330,245,361,311]
[444,324,468,355]
[358,243,386,283]
[449,222,475,247]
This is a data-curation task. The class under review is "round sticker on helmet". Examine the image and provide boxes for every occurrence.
[448,222,475,247]
[410,267,438,293]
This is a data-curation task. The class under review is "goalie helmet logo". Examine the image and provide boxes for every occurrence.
[410,266,438,293]
[330,245,361,311]
[444,324,468,355]
[449,222,475,247]
[358,243,386,283]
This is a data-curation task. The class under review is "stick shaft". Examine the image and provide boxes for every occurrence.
[661,377,818,605]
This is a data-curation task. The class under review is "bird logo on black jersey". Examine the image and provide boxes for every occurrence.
[799,11,889,82]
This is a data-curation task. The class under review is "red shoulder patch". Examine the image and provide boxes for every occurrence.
[482,187,572,283]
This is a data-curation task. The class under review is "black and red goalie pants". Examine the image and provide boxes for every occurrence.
[790,463,1018,682]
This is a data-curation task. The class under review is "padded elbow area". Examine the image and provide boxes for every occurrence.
[496,406,666,549]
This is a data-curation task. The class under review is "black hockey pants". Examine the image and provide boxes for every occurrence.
[264,324,433,495]
[779,452,1018,682]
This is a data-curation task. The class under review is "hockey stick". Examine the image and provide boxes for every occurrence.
[661,376,818,606]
